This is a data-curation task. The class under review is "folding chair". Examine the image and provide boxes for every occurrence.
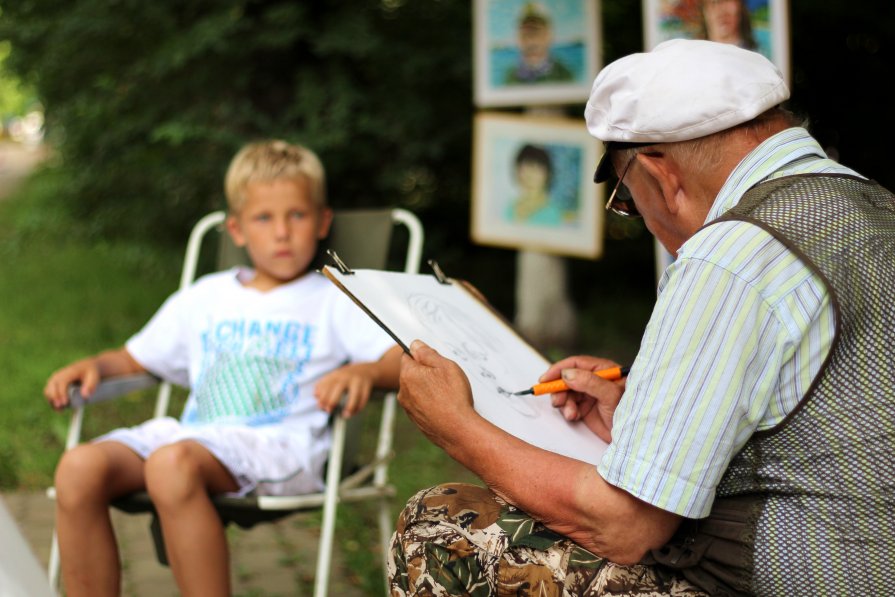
[46,208,424,596]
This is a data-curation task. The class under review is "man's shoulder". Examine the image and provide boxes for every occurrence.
[680,220,795,280]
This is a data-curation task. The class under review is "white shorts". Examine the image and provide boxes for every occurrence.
[96,416,331,497]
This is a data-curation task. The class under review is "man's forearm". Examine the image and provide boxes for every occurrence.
[442,413,681,564]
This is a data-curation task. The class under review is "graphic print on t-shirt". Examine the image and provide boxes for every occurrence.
[186,318,316,425]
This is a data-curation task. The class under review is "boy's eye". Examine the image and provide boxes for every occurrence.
[253,213,272,222]
[289,210,308,220]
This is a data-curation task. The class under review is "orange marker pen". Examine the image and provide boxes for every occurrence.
[513,365,630,396]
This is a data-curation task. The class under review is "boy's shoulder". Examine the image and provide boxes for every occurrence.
[168,269,244,306]
[189,268,243,292]
[179,269,343,306]
[188,268,334,297]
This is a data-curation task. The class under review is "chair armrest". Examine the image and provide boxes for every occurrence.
[66,373,162,409]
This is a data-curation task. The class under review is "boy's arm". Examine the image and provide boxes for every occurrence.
[314,345,403,418]
[44,348,147,411]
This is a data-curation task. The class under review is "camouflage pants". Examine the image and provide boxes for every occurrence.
[388,483,708,597]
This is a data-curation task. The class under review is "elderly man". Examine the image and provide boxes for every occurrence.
[390,39,895,596]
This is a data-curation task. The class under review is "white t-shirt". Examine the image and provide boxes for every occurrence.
[126,267,396,431]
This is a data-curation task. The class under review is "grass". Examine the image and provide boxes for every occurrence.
[1,162,655,594]
[0,166,184,487]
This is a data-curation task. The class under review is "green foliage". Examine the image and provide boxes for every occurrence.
[0,0,472,246]
[0,41,38,119]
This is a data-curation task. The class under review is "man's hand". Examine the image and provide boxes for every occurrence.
[540,356,626,443]
[397,340,476,447]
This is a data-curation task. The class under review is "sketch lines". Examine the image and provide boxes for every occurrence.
[407,293,537,417]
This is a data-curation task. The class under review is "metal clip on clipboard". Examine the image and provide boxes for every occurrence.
[427,259,451,285]
[326,249,354,275]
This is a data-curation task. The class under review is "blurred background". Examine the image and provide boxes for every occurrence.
[0,0,892,593]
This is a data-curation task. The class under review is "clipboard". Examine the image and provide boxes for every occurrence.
[322,252,608,465]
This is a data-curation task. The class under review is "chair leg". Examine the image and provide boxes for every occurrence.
[149,514,170,566]
[48,530,61,594]
[377,495,393,596]
[48,404,84,593]
[375,393,397,595]
[314,413,347,597]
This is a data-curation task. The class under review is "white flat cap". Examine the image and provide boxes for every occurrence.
[585,39,789,145]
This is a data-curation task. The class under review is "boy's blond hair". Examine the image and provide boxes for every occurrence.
[224,140,326,212]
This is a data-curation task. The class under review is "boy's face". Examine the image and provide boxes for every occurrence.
[226,177,332,291]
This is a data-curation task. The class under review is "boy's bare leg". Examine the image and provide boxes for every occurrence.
[54,441,146,597]
[144,440,239,597]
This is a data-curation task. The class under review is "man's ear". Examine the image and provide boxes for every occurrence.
[637,153,685,215]
[317,207,334,240]
[225,214,247,247]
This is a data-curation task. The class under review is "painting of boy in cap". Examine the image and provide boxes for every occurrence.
[474,0,597,107]
[505,3,574,84]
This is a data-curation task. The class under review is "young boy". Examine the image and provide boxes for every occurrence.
[43,140,403,597]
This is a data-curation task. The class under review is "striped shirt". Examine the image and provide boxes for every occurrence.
[598,128,860,518]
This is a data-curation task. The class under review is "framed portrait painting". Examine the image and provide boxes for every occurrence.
[473,0,600,107]
[471,113,603,258]
[643,0,790,83]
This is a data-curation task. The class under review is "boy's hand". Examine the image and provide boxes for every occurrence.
[314,363,378,418]
[44,359,101,411]
[43,349,145,411]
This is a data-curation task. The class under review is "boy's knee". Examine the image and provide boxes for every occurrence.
[55,445,111,507]
[145,442,203,505]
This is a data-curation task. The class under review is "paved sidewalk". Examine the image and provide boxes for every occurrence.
[2,491,371,596]
[0,141,46,199]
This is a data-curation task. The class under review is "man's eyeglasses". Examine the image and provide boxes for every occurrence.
[599,153,640,218]
[595,150,663,218]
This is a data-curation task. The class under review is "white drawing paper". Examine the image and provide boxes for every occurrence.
[324,266,607,465]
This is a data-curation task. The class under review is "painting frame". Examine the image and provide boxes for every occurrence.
[642,0,790,84]
[473,0,601,107]
[471,112,604,259]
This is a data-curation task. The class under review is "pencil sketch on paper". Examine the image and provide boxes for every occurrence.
[408,293,537,418]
